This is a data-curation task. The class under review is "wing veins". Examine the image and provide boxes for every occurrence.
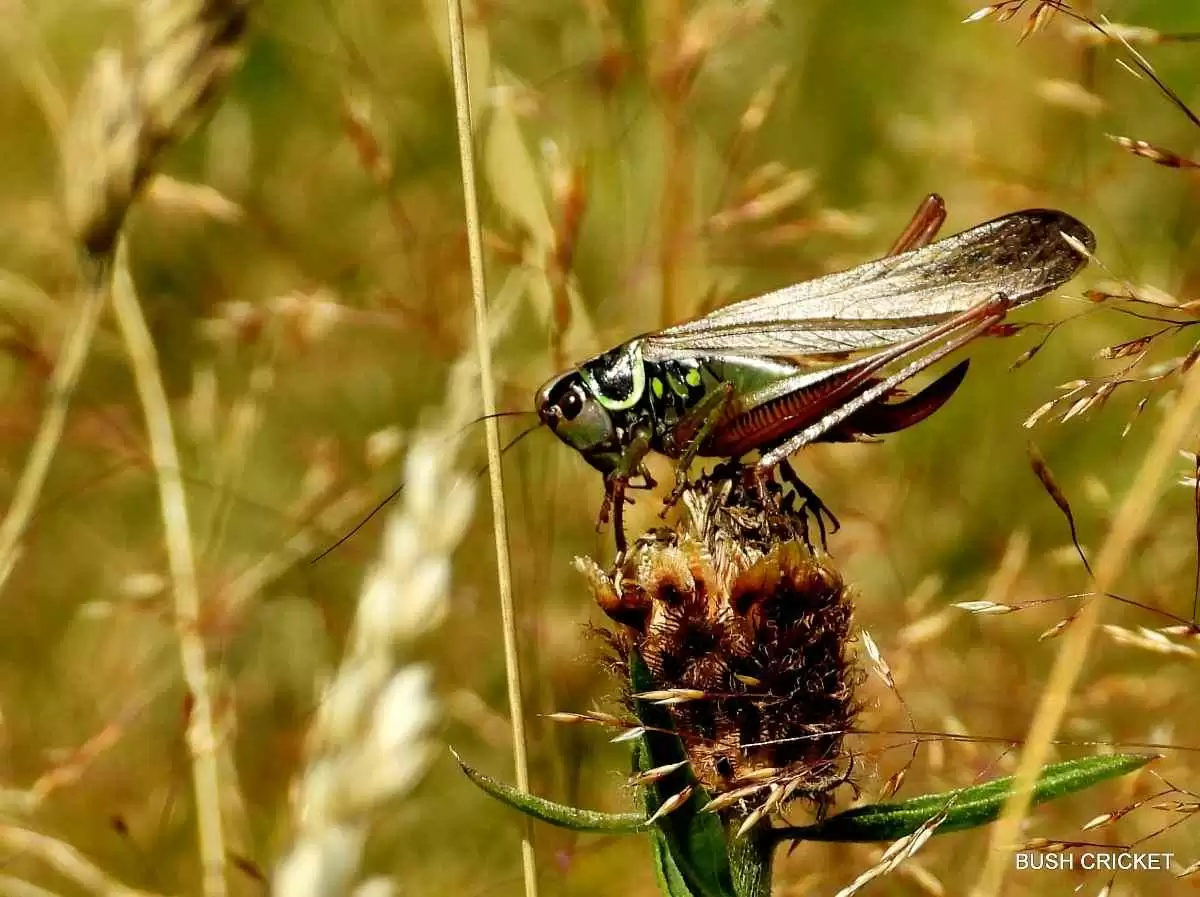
[643,209,1094,360]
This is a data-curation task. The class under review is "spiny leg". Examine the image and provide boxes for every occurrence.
[778,458,840,552]
[791,755,858,823]
[597,427,653,556]
[598,477,629,556]
[662,382,736,514]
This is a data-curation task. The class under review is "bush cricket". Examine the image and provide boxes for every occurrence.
[535,195,1095,554]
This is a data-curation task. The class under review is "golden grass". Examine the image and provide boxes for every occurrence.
[111,240,228,897]
[978,359,1200,895]
[2,4,253,896]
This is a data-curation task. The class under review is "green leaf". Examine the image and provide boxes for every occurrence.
[651,825,701,897]
[453,749,648,833]
[630,652,744,897]
[777,753,1155,844]
[634,729,771,897]
[455,645,776,897]
[727,827,773,897]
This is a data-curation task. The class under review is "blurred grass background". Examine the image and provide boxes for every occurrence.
[2,0,1200,894]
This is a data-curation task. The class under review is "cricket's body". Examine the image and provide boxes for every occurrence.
[535,197,1096,550]
[574,343,961,461]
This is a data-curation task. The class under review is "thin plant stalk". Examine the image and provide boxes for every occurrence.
[975,361,1200,897]
[0,872,60,897]
[110,240,227,897]
[0,822,162,897]
[444,2,539,896]
[0,266,107,590]
[0,3,105,594]
[660,106,691,330]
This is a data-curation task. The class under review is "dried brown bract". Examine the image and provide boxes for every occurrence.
[578,471,861,825]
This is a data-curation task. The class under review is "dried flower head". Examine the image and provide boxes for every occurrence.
[578,470,861,825]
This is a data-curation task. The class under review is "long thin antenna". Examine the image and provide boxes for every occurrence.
[445,3,539,896]
[309,421,543,564]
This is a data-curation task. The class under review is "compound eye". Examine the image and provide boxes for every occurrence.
[559,385,584,420]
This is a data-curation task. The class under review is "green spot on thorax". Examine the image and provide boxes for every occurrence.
[666,371,690,397]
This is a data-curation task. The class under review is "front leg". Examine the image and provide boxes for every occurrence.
[662,382,736,514]
[596,426,653,556]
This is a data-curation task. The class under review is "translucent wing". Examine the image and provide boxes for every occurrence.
[642,209,1094,360]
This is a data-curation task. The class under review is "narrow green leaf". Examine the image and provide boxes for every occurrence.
[778,754,1155,844]
[454,749,648,833]
[651,826,704,897]
[727,826,774,897]
[630,652,740,897]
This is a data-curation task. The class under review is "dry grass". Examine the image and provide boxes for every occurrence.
[2,4,253,897]
[272,346,487,897]
[1,0,1199,895]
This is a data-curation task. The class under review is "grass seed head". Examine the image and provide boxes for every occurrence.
[64,0,254,255]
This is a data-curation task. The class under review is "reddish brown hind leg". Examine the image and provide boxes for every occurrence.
[755,295,1013,479]
[597,477,629,556]
[888,194,946,256]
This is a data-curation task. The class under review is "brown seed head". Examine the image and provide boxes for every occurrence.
[583,471,861,821]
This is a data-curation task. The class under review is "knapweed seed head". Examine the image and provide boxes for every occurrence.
[579,470,861,826]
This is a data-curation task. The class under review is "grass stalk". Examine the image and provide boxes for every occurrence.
[444,2,538,896]
[109,240,227,897]
[0,265,107,590]
[975,360,1200,896]
[660,104,691,330]
[0,823,162,897]
[0,2,67,146]
[0,872,60,897]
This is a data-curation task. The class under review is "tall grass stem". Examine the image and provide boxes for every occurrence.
[110,240,228,897]
[0,823,162,897]
[0,264,106,591]
[444,2,539,896]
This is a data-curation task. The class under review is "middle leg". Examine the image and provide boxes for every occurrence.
[598,426,654,556]
[661,382,736,513]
